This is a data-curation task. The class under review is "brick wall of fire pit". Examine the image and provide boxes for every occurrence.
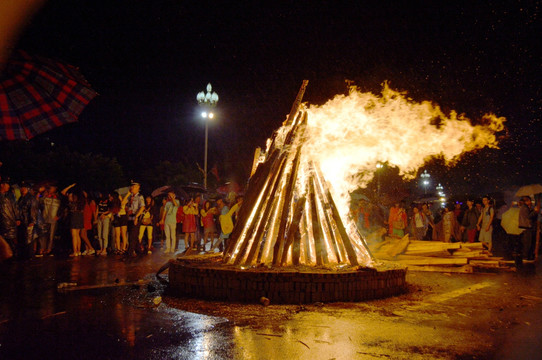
[168,261,407,304]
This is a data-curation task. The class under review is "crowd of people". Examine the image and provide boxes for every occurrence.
[354,195,540,263]
[0,176,243,261]
[1,172,540,267]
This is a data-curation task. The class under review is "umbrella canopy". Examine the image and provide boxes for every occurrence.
[181,183,206,195]
[115,186,130,197]
[151,185,188,200]
[501,207,524,235]
[216,181,242,195]
[515,184,542,197]
[0,50,98,140]
[350,192,370,202]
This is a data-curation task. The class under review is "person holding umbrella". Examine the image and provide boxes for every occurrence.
[159,191,179,254]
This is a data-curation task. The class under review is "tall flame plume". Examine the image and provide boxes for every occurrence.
[225,82,505,268]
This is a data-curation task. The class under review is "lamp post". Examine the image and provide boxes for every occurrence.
[421,170,431,195]
[196,83,219,189]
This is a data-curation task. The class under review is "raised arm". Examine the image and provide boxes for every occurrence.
[60,183,76,196]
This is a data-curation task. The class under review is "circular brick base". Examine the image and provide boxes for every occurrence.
[168,255,407,304]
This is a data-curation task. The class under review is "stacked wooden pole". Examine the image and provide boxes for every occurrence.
[223,81,374,268]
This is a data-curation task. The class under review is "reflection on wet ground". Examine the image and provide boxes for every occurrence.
[0,252,235,359]
[1,251,542,359]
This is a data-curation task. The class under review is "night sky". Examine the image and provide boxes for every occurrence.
[10,1,542,193]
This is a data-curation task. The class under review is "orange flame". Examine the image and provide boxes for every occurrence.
[303,83,505,216]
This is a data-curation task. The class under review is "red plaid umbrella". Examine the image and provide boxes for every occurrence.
[0,50,98,140]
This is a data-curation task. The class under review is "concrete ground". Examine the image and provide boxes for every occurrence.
[1,248,541,360]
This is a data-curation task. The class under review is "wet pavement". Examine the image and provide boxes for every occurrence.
[1,247,542,359]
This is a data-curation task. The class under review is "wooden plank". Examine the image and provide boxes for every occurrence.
[468,260,500,266]
[406,265,474,273]
[395,257,468,266]
[452,251,485,257]
[386,235,410,257]
[406,242,461,251]
[403,250,457,257]
[461,242,484,250]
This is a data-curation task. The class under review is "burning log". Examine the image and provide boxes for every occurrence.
[224,110,306,262]
[224,81,374,268]
[280,196,306,266]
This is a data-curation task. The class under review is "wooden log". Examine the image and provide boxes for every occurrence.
[312,163,360,265]
[281,196,306,266]
[284,80,309,127]
[310,164,344,263]
[308,175,328,265]
[237,157,289,266]
[301,205,312,264]
[273,115,307,265]
[223,149,281,260]
[225,109,306,260]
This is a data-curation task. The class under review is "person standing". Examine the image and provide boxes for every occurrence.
[460,199,479,243]
[182,198,198,252]
[40,184,61,255]
[112,191,130,254]
[160,191,179,254]
[158,197,167,249]
[126,182,145,256]
[95,192,112,255]
[61,184,86,257]
[211,197,241,252]
[411,206,427,240]
[0,178,19,256]
[421,203,435,240]
[432,206,462,242]
[80,191,96,255]
[135,196,154,254]
[477,196,495,253]
[388,203,407,238]
[17,182,39,258]
[518,196,539,261]
[453,202,464,224]
[200,200,217,251]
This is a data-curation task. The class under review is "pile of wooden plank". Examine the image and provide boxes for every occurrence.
[368,234,516,273]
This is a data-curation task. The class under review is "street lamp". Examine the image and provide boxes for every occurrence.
[196,83,219,189]
[420,170,431,195]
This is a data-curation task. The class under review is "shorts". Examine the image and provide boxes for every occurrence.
[478,226,492,245]
[70,211,84,230]
[204,224,217,235]
[113,214,128,228]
